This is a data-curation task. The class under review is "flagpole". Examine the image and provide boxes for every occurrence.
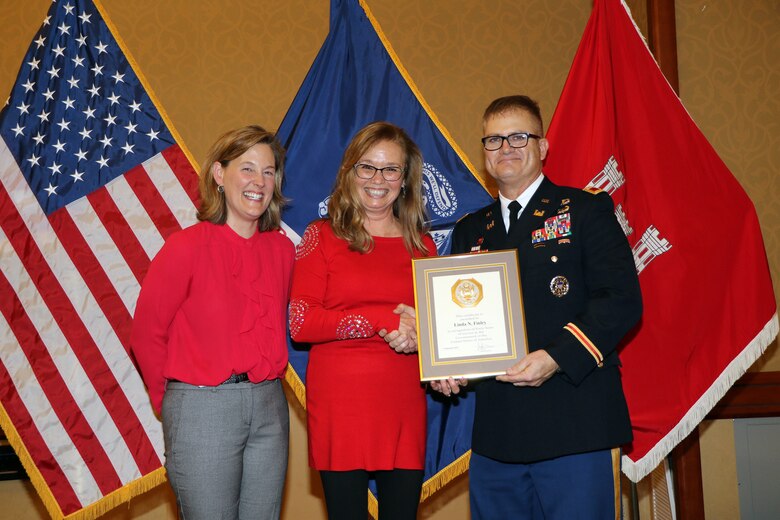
[646,1,705,518]
[646,0,679,94]
[646,2,707,518]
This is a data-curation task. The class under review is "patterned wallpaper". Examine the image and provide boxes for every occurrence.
[677,0,780,370]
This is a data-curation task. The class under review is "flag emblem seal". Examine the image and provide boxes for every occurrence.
[422,162,457,217]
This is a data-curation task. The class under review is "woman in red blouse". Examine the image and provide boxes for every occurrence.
[131,126,294,519]
[289,122,435,519]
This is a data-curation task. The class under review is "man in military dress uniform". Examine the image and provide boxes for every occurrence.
[431,95,642,519]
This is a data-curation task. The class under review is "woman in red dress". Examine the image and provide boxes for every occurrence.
[289,122,434,519]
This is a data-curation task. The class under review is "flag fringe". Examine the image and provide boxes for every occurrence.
[368,489,378,519]
[62,467,168,520]
[0,401,63,519]
[420,449,471,501]
[357,0,490,195]
[1,401,169,520]
[284,363,307,411]
[622,312,779,482]
[92,0,200,174]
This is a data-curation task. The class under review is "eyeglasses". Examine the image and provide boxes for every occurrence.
[353,163,405,181]
[481,132,541,151]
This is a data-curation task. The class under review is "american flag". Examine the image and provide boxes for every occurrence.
[0,0,198,517]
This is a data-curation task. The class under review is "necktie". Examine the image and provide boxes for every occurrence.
[508,200,522,235]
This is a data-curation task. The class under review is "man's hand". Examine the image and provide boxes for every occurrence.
[496,349,559,387]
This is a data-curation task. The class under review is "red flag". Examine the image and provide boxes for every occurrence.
[544,0,777,481]
[0,0,198,517]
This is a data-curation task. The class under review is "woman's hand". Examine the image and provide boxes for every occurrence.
[379,304,418,353]
[429,377,469,396]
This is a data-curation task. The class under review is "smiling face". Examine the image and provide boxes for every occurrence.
[353,139,405,219]
[483,109,549,198]
[212,143,276,237]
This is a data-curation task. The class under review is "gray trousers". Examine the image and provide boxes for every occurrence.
[162,379,289,520]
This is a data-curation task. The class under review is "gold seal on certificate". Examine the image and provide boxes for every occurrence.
[451,278,483,308]
[412,250,528,381]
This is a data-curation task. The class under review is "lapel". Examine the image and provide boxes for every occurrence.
[507,177,559,245]
[481,200,506,249]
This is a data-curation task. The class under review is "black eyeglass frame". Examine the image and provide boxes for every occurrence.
[352,163,406,181]
[481,132,542,151]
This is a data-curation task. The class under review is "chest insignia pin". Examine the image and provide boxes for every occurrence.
[550,275,569,297]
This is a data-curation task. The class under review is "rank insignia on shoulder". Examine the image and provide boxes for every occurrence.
[533,209,545,217]
[583,186,603,195]
[531,213,572,244]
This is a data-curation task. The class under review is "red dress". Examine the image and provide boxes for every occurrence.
[289,220,435,471]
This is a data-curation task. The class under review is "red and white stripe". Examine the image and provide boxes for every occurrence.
[0,136,198,513]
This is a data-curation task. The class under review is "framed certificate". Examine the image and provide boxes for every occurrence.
[412,250,527,381]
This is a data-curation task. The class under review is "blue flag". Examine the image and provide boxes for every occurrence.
[277,0,493,511]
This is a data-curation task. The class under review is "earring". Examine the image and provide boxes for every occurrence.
[401,184,406,197]
[217,185,224,193]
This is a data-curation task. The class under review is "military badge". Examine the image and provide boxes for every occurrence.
[550,275,569,297]
[533,209,545,217]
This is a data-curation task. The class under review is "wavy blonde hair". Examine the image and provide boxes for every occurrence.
[197,125,287,232]
[328,122,429,255]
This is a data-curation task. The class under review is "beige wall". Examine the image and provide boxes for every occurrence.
[0,0,777,518]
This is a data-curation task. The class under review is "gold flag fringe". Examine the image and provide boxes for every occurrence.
[420,450,471,501]
[63,468,168,520]
[284,363,307,411]
[368,489,378,519]
[0,401,62,519]
[1,402,169,520]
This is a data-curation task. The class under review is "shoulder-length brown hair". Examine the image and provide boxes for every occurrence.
[328,121,429,255]
[197,125,287,232]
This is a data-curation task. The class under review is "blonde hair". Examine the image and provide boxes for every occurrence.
[197,125,287,232]
[328,121,429,255]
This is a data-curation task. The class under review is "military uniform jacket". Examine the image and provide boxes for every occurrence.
[451,176,642,463]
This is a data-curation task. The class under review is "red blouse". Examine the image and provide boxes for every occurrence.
[131,221,294,413]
